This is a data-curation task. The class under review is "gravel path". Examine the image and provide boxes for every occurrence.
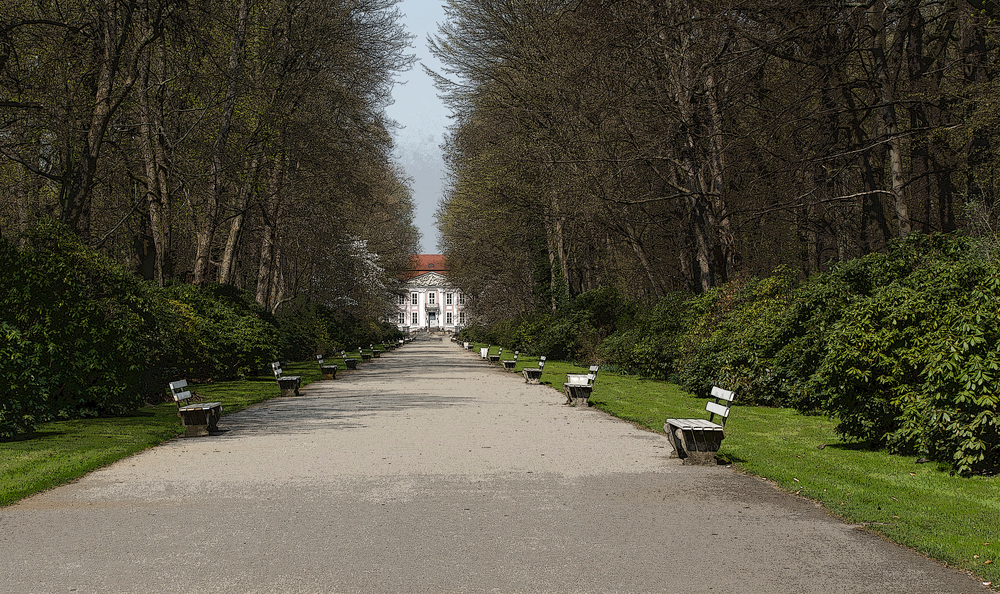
[0,335,987,593]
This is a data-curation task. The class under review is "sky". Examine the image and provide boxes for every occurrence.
[385,0,451,254]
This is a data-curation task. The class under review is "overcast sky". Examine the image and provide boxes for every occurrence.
[385,0,451,254]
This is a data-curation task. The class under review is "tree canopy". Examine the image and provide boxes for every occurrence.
[431,0,1000,321]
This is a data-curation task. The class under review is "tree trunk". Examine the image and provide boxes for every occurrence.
[219,156,260,286]
[193,0,249,284]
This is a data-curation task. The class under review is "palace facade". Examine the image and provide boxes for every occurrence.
[395,254,466,332]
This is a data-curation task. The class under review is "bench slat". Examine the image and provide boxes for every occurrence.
[706,401,731,418]
[664,418,723,431]
[711,386,735,402]
[179,402,222,411]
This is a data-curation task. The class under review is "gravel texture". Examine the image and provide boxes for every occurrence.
[0,335,988,593]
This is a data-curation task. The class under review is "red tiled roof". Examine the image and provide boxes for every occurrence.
[402,254,449,280]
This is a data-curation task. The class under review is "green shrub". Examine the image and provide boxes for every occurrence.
[598,293,691,379]
[0,220,152,436]
[814,236,999,474]
[161,283,278,381]
[674,272,796,403]
[275,296,333,360]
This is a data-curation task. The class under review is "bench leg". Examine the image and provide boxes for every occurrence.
[178,407,221,438]
[277,378,301,397]
[564,386,591,407]
[668,427,724,465]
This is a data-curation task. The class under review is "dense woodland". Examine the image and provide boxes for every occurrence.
[1,0,419,312]
[433,0,1000,315]
[434,0,1000,473]
[0,0,418,437]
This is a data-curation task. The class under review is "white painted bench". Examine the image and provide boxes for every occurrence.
[315,354,338,380]
[341,350,358,370]
[523,356,546,384]
[488,347,502,364]
[480,345,490,360]
[501,350,519,371]
[169,380,222,437]
[564,365,599,406]
[272,362,301,397]
[664,386,735,465]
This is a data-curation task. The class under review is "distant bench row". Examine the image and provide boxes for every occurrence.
[462,341,735,465]
[169,339,411,438]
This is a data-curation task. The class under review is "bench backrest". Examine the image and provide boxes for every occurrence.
[539,356,546,369]
[706,386,735,426]
[169,379,192,405]
[272,361,283,377]
[316,354,325,365]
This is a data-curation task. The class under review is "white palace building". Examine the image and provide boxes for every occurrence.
[395,254,466,333]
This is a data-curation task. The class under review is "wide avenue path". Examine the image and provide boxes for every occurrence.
[0,336,986,593]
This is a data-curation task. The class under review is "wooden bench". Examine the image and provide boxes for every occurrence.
[564,365,599,406]
[501,350,519,371]
[169,380,222,437]
[315,354,338,380]
[664,386,735,465]
[371,344,383,358]
[341,350,358,370]
[358,346,372,362]
[523,356,546,384]
[272,362,301,397]
[488,347,502,364]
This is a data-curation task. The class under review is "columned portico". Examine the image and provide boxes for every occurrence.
[396,255,466,332]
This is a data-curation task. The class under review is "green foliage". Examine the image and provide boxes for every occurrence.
[0,220,153,436]
[598,292,691,379]
[159,283,278,381]
[675,271,797,404]
[275,296,333,361]
[812,236,1000,474]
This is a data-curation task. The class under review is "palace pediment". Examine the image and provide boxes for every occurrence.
[407,272,451,288]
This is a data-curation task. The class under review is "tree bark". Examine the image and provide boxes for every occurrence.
[193,0,249,284]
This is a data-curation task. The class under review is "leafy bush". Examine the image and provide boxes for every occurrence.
[0,221,153,436]
[599,293,690,379]
[161,283,278,381]
[275,296,333,360]
[674,272,796,403]
[812,236,999,474]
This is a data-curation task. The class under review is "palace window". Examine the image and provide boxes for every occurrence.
[459,311,466,324]
[398,313,405,324]
[411,312,418,325]
[410,292,418,305]
[446,312,453,324]
[458,293,466,305]
[446,293,453,305]
[428,292,436,305]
